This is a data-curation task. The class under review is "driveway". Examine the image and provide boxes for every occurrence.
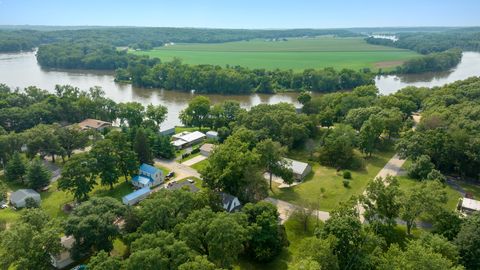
[154,158,201,180]
[182,155,207,166]
[264,197,330,224]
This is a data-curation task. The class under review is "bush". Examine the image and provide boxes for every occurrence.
[343,170,352,179]
[191,147,200,154]
[25,197,39,208]
[343,180,350,188]
[408,155,435,180]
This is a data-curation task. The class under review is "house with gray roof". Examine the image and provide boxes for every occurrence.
[10,189,41,208]
[284,158,312,181]
[221,192,242,212]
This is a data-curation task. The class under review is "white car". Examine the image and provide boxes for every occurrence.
[0,204,8,209]
[187,179,195,184]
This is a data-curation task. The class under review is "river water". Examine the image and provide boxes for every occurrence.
[1,51,479,127]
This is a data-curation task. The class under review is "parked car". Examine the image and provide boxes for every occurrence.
[187,179,195,184]
[166,171,175,179]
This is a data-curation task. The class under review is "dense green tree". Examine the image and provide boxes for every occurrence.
[152,134,176,159]
[296,236,339,270]
[90,139,121,189]
[255,139,293,190]
[178,256,219,270]
[4,151,26,182]
[55,126,89,159]
[24,124,62,162]
[106,130,139,181]
[58,153,97,201]
[297,91,312,105]
[87,250,123,270]
[318,124,356,168]
[134,128,153,164]
[118,102,145,127]
[345,106,382,131]
[408,154,435,180]
[432,210,463,241]
[455,213,480,270]
[64,197,126,259]
[358,114,385,157]
[146,104,168,130]
[180,96,211,129]
[26,158,52,190]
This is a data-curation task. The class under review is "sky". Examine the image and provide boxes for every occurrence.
[0,0,478,29]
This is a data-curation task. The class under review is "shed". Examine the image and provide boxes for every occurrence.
[122,187,151,205]
[206,131,219,140]
[200,143,215,157]
[159,127,176,136]
[10,189,41,208]
[458,198,480,215]
[284,158,312,181]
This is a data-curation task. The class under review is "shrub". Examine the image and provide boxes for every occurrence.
[25,197,39,208]
[343,170,352,179]
[343,180,350,188]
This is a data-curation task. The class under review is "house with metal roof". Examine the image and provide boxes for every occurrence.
[132,164,164,188]
[457,197,480,216]
[10,189,41,208]
[284,158,312,181]
[206,130,219,140]
[122,187,151,205]
[171,131,206,149]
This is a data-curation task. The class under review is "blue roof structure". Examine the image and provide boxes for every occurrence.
[140,163,160,175]
[123,187,150,202]
[132,175,152,185]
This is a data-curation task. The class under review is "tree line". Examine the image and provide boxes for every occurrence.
[398,49,462,74]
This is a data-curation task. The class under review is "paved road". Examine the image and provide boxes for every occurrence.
[154,158,201,180]
[182,155,207,166]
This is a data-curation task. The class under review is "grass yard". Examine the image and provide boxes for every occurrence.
[132,37,418,71]
[270,148,396,211]
[191,159,208,172]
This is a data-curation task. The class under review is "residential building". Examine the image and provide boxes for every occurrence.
[284,158,312,181]
[132,163,164,188]
[171,131,206,149]
[77,119,111,131]
[122,187,151,205]
[221,192,242,212]
[159,127,176,136]
[166,180,199,193]
[51,236,75,269]
[458,197,480,215]
[10,189,41,208]
[200,143,215,157]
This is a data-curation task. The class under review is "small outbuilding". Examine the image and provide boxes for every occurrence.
[132,163,164,188]
[206,131,219,140]
[284,158,312,181]
[200,143,215,157]
[10,189,41,208]
[457,197,480,215]
[159,127,176,136]
[122,187,151,205]
[51,236,75,269]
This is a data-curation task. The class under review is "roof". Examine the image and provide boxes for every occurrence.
[10,189,40,202]
[140,163,160,175]
[180,131,206,143]
[172,140,187,147]
[206,131,218,136]
[200,143,215,153]
[462,198,480,211]
[167,181,199,193]
[123,187,151,202]
[221,192,241,212]
[284,158,310,175]
[132,175,152,185]
[77,119,110,129]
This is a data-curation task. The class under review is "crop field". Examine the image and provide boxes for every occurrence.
[131,37,419,71]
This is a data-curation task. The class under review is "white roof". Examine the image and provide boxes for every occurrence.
[206,131,218,136]
[283,158,310,175]
[462,198,480,211]
[179,131,205,143]
[172,140,187,147]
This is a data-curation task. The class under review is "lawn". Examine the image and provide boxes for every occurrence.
[132,37,419,71]
[270,148,396,211]
[191,159,208,172]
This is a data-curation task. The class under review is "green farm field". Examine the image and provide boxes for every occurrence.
[131,37,419,71]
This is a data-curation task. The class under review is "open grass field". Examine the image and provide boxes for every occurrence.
[270,147,397,212]
[131,37,419,71]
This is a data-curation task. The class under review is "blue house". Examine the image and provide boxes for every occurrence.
[132,164,164,188]
[122,187,151,205]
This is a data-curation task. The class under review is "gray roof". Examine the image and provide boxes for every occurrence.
[284,158,310,175]
[10,189,40,202]
[166,181,199,193]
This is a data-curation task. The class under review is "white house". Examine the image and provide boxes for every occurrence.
[51,236,75,269]
[171,131,206,149]
[221,192,242,212]
[132,164,164,188]
[458,198,480,216]
[10,189,41,208]
[284,158,312,181]
[122,187,151,205]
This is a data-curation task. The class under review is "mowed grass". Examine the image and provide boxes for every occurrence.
[270,148,396,212]
[132,37,419,71]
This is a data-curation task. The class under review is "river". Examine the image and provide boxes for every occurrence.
[1,51,480,127]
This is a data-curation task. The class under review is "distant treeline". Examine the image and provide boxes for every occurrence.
[365,28,480,54]
[0,27,360,52]
[398,49,462,74]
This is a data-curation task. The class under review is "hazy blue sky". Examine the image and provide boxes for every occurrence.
[0,0,478,28]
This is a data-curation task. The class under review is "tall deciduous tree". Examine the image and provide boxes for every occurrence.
[134,128,153,165]
[26,158,52,190]
[180,96,211,130]
[90,139,121,189]
[455,213,480,270]
[318,124,356,168]
[106,131,138,181]
[146,104,168,130]
[255,139,292,190]
[55,126,89,160]
[58,153,97,201]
